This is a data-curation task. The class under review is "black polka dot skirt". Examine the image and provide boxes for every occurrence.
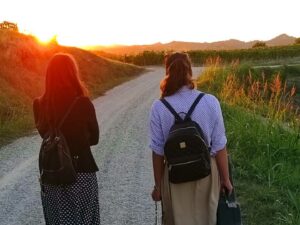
[41,173,100,225]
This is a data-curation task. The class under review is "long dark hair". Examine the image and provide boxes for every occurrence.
[160,52,194,97]
[39,53,88,125]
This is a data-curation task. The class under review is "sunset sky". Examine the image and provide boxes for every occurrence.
[1,0,299,47]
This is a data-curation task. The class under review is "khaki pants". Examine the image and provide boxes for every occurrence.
[162,158,220,225]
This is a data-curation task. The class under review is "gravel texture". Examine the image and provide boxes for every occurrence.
[0,67,203,225]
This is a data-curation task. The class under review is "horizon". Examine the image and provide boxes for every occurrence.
[82,33,295,48]
[1,0,299,47]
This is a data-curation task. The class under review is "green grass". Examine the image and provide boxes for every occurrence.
[197,63,300,225]
[224,105,300,225]
[0,30,144,147]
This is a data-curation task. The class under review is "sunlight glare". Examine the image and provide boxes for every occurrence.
[35,32,56,44]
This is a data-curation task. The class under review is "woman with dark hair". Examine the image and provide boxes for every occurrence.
[33,53,100,224]
[149,52,233,225]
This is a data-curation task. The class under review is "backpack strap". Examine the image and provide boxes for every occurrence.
[57,97,80,129]
[160,98,183,122]
[185,93,205,120]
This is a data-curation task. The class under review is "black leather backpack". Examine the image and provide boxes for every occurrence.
[39,98,78,185]
[161,93,211,183]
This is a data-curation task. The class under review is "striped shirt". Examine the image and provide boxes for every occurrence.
[148,86,227,156]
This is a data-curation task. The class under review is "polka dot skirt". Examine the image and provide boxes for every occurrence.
[41,173,100,225]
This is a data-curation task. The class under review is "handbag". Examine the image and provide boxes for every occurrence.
[217,191,242,225]
[217,155,242,225]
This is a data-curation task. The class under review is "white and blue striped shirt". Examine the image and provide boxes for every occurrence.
[148,86,227,156]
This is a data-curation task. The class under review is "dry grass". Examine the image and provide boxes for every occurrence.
[197,60,299,127]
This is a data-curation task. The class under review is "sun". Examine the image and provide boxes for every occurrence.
[34,32,57,44]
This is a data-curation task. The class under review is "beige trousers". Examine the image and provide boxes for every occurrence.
[162,158,220,225]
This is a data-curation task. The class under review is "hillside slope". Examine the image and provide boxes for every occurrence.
[0,30,144,145]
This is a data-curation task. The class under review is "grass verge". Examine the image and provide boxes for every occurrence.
[197,62,300,225]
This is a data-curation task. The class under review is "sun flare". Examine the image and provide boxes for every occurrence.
[34,32,57,44]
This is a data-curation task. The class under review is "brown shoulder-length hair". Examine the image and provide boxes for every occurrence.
[39,53,88,124]
[160,52,194,97]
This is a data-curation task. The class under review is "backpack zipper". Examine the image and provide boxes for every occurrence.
[169,126,197,134]
[168,158,202,171]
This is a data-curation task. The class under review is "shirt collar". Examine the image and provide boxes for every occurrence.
[178,85,192,93]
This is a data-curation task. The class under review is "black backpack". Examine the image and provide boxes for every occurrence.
[160,93,211,183]
[39,98,78,185]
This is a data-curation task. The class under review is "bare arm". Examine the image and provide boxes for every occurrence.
[215,147,233,194]
[151,151,164,201]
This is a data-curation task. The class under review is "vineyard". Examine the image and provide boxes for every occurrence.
[94,44,300,66]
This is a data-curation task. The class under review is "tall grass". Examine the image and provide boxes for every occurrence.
[197,61,300,225]
[198,60,299,126]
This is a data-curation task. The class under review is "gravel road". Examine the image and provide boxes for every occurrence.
[0,67,203,225]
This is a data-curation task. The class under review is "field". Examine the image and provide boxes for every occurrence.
[0,30,144,146]
[197,61,300,225]
[94,44,300,66]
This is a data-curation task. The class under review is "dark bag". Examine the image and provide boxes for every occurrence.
[160,93,211,184]
[217,156,242,225]
[39,98,78,185]
[217,192,242,225]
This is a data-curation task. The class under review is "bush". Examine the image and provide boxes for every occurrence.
[295,38,300,45]
[252,41,267,48]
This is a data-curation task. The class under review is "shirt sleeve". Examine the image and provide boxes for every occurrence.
[148,101,164,156]
[210,98,227,155]
[33,99,49,138]
[85,98,99,146]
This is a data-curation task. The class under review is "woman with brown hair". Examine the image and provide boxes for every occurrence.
[149,52,233,225]
[33,53,100,224]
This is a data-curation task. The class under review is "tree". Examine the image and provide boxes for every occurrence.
[294,38,300,45]
[252,41,267,48]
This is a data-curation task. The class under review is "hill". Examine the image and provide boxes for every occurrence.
[0,30,144,145]
[89,34,297,54]
[266,34,297,46]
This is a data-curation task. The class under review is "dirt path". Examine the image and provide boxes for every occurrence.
[0,67,203,225]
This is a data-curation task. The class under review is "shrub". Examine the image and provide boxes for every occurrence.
[295,38,300,45]
[252,41,267,48]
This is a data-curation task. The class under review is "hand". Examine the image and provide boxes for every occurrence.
[221,179,233,196]
[151,186,162,201]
